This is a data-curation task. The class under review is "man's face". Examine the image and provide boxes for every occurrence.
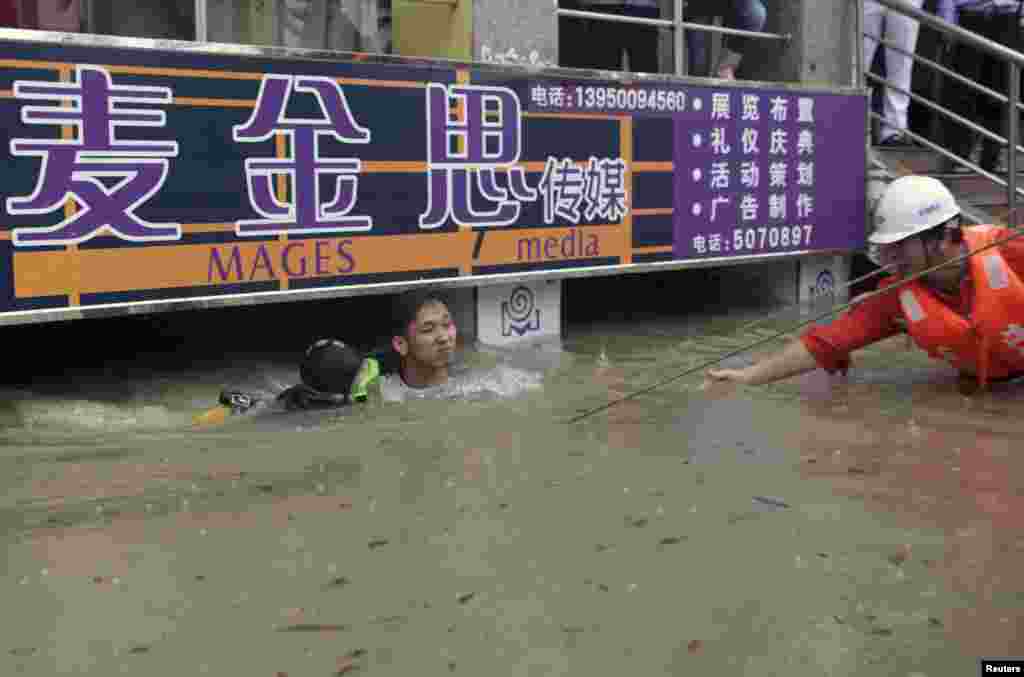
[880,234,931,275]
[393,301,457,370]
[880,230,956,277]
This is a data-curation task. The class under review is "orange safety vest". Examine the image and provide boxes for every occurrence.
[886,225,1024,387]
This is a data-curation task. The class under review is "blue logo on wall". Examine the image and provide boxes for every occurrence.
[809,269,836,298]
[501,285,540,337]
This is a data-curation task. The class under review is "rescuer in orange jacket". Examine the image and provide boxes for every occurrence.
[707,175,1024,389]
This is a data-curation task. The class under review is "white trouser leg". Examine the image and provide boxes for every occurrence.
[863,0,884,80]
[879,0,924,140]
[863,0,884,139]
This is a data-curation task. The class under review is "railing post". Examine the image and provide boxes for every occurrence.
[855,0,864,87]
[195,0,208,41]
[1010,62,1019,226]
[674,0,685,76]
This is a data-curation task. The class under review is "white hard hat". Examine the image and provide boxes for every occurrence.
[868,175,960,245]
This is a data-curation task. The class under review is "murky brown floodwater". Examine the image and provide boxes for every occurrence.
[2,297,1023,676]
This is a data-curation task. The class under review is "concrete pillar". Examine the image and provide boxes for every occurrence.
[392,0,471,59]
[86,0,194,40]
[799,254,851,321]
[739,0,859,86]
[473,0,556,68]
[205,0,239,43]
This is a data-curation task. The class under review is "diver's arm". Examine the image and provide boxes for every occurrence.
[706,338,819,386]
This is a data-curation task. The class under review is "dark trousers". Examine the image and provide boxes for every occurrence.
[558,1,661,73]
[683,0,767,77]
[944,10,1023,170]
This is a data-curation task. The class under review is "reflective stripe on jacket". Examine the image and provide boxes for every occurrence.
[890,225,1024,387]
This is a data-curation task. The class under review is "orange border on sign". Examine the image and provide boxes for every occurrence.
[275,132,290,290]
[2,56,681,302]
[620,116,634,265]
[12,233,477,297]
[473,226,627,268]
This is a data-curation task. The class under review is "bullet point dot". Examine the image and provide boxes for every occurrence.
[691,203,702,216]
[692,168,702,181]
[693,98,703,111]
[692,134,702,148]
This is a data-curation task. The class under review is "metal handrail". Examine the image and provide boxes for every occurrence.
[553,1,791,78]
[554,8,789,41]
[863,0,1024,221]
[867,29,1024,155]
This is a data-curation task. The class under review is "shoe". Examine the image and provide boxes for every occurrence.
[877,133,916,148]
[978,147,1002,173]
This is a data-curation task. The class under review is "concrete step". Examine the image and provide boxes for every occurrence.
[869,144,1024,226]
[935,172,1024,207]
[873,146,947,174]
[874,145,1024,177]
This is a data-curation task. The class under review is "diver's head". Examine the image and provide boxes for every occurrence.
[390,289,456,387]
[300,339,364,400]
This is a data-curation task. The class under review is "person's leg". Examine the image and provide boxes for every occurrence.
[718,0,766,78]
[878,0,924,142]
[620,4,661,74]
[863,0,884,76]
[978,16,1017,171]
[683,0,713,77]
[863,0,884,135]
[942,11,986,167]
[685,21,711,77]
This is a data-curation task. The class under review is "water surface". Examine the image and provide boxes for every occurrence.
[2,300,1022,676]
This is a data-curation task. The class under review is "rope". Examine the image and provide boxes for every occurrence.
[566,222,1024,425]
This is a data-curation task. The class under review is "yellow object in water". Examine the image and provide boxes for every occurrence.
[192,405,231,427]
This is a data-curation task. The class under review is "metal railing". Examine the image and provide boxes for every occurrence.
[552,1,791,78]
[863,0,1024,221]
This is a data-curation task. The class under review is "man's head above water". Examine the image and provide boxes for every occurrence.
[390,289,457,388]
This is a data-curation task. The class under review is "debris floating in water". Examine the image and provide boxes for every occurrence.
[752,495,791,509]
[9,647,37,657]
[887,544,912,566]
[277,623,351,633]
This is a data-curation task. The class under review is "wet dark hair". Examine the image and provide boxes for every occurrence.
[390,289,450,339]
[299,339,364,395]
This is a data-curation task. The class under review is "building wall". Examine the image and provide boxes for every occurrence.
[473,0,556,68]
[392,0,471,59]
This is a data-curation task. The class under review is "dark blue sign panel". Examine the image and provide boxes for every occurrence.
[0,33,867,322]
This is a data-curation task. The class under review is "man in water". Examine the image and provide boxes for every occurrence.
[706,175,1024,389]
[377,289,458,400]
[377,288,543,402]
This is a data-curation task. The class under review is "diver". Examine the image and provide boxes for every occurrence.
[193,338,381,425]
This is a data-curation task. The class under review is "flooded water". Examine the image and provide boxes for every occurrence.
[2,278,1023,676]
